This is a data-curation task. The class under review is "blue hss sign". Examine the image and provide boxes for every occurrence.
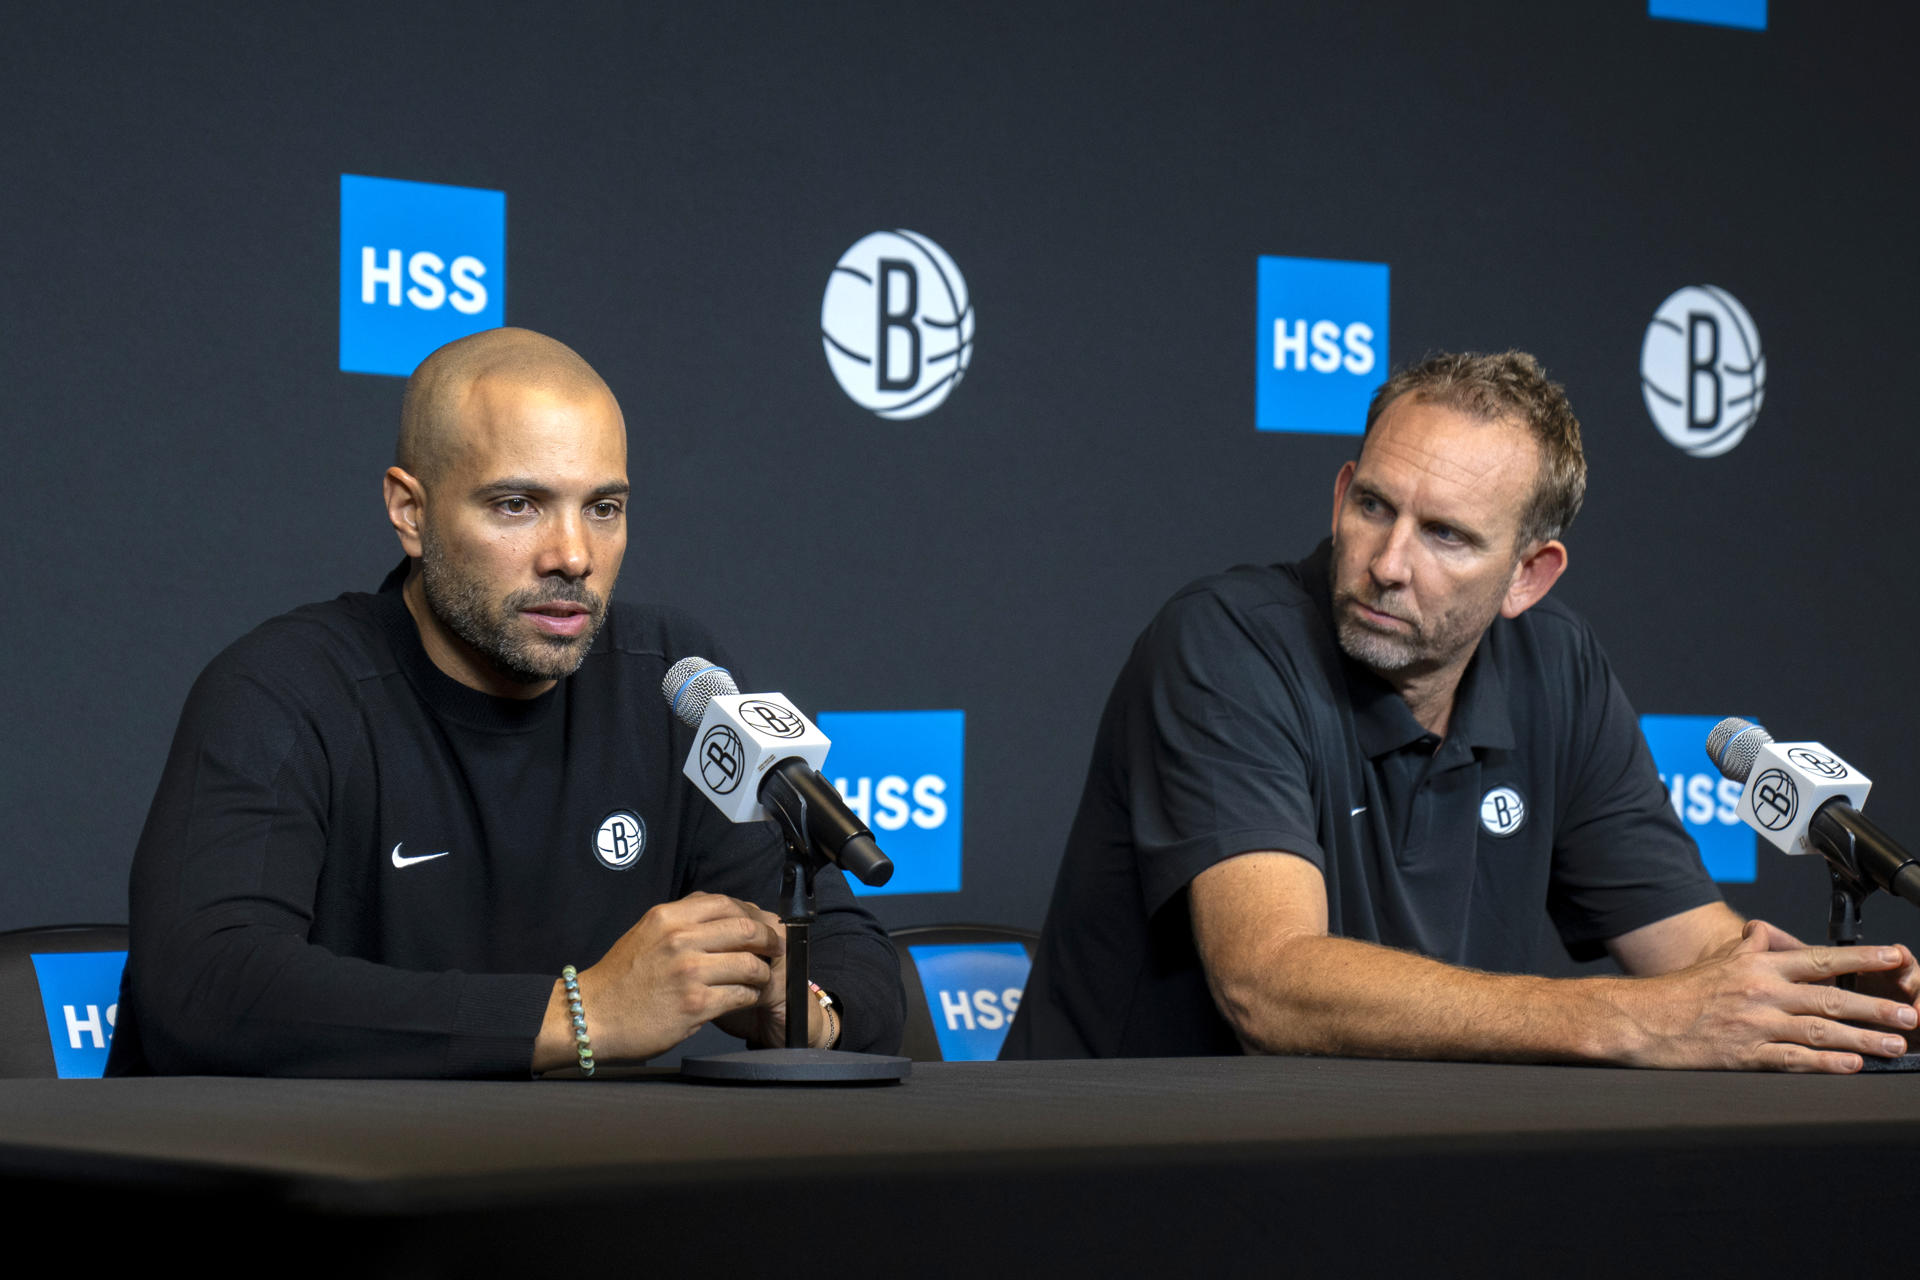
[1255,255,1388,434]
[908,942,1030,1061]
[339,174,506,377]
[1649,0,1766,31]
[29,950,127,1078]
[1641,714,1757,882]
[817,709,964,895]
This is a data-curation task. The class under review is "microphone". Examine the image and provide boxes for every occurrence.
[661,657,893,887]
[1704,717,1920,909]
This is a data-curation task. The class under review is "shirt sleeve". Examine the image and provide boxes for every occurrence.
[1546,627,1724,959]
[112,647,555,1078]
[1122,587,1328,917]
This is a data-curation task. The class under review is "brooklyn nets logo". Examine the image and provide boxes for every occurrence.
[1786,747,1847,779]
[738,699,806,739]
[1639,285,1765,458]
[700,725,747,794]
[593,810,646,871]
[821,229,973,420]
[1749,768,1799,831]
[1480,786,1527,837]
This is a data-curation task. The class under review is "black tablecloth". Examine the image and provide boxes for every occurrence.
[4,1057,1915,1275]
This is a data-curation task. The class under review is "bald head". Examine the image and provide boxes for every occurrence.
[398,328,615,487]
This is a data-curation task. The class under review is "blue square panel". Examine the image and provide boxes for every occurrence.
[1255,256,1388,434]
[29,951,127,1078]
[908,942,1031,1060]
[817,710,964,896]
[339,174,506,377]
[1641,714,1757,883]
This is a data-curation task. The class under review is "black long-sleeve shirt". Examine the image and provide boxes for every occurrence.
[108,569,902,1076]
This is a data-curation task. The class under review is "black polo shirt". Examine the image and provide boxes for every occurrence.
[1003,541,1720,1059]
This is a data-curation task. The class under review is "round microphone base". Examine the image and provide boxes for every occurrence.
[678,1047,911,1085]
[1858,1052,1920,1074]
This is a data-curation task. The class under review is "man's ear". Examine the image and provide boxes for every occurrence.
[1331,461,1357,536]
[1501,539,1568,619]
[384,467,428,559]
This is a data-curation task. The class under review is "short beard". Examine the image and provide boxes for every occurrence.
[1333,609,1425,673]
[1328,536,1509,679]
[418,531,608,687]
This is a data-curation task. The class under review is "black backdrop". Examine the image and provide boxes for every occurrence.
[9,2,1920,966]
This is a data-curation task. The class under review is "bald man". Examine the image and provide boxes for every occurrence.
[109,328,903,1077]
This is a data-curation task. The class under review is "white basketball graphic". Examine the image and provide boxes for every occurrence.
[1640,285,1765,458]
[594,810,645,870]
[1480,787,1527,837]
[822,230,973,419]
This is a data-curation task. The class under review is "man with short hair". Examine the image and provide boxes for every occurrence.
[110,327,902,1076]
[1004,350,1920,1072]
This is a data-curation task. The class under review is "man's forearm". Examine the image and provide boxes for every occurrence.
[1210,931,1644,1064]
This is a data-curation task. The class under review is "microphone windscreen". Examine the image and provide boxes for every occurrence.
[1705,716,1772,783]
[662,656,739,727]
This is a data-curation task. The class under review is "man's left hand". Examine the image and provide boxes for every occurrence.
[711,910,827,1049]
[1850,942,1920,1051]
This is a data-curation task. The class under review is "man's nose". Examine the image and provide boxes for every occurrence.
[536,511,590,579]
[1370,520,1415,586]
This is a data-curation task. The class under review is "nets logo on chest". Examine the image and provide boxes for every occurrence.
[594,810,646,870]
[1479,787,1527,838]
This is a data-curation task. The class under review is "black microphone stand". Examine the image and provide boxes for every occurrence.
[1813,811,1920,1073]
[680,775,911,1084]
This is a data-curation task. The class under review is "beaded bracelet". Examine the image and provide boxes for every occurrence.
[562,965,595,1077]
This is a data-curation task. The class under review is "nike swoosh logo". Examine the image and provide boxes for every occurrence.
[391,843,451,868]
[1350,806,1368,817]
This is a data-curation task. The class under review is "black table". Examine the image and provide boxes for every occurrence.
[4,1057,1915,1276]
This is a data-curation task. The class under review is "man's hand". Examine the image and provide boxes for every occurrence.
[1607,919,1920,1073]
[1836,934,1920,1053]
[532,892,785,1071]
[710,931,829,1050]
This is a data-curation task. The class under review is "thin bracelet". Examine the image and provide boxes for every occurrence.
[562,965,595,1076]
[808,980,840,1049]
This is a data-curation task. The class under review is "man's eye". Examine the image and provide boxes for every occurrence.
[1428,525,1461,544]
[499,497,533,515]
[590,501,622,520]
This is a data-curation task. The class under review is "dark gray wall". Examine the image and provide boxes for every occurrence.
[8,2,1920,959]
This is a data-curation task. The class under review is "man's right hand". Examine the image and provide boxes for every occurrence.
[532,892,785,1072]
[1605,920,1919,1074]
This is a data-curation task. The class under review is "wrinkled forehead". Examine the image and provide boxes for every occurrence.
[1354,397,1541,523]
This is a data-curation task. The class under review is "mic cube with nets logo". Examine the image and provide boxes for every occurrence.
[684,693,830,824]
[1736,741,1871,857]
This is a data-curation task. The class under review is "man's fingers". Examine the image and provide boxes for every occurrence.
[701,983,765,1020]
[1744,919,1809,952]
[669,915,785,960]
[1779,981,1919,1032]
[672,892,781,928]
[1773,945,1906,984]
[691,949,777,991]
[1779,1014,1912,1060]
[1761,1043,1864,1075]
[1891,945,1920,1002]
